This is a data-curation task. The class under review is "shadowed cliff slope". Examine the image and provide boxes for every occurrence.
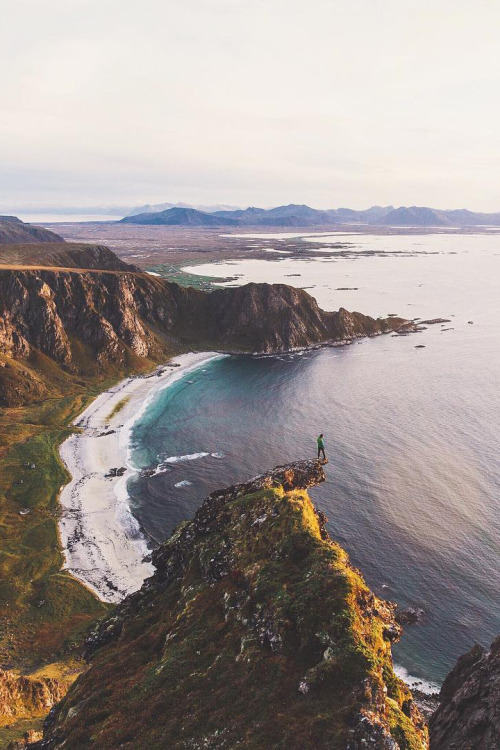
[31,461,427,750]
[0,218,63,245]
[429,635,500,749]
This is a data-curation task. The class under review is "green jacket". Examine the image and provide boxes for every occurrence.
[317,436,325,448]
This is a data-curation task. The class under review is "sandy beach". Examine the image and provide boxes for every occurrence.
[58,352,224,603]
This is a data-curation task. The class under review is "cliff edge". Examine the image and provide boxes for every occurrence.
[0,246,414,407]
[31,461,427,749]
[429,635,500,749]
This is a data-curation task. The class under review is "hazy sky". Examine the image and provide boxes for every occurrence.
[2,0,500,211]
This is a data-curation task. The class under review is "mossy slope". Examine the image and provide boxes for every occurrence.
[37,463,427,749]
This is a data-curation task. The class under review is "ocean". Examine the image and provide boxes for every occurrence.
[127,232,500,690]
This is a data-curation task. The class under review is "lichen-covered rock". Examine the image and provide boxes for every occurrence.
[429,635,500,749]
[32,461,427,749]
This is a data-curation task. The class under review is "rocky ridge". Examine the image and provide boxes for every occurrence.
[0,218,63,245]
[429,634,500,749]
[0,253,415,406]
[0,671,65,726]
[30,461,427,749]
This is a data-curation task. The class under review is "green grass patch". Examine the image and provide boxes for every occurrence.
[145,263,232,291]
[0,385,112,672]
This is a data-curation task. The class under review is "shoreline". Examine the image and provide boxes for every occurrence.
[58,351,225,603]
[57,348,441,695]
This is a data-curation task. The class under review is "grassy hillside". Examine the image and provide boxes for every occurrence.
[0,339,174,670]
[0,242,138,271]
[0,387,109,674]
[0,340,179,745]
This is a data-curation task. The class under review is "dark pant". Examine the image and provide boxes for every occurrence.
[318,446,326,460]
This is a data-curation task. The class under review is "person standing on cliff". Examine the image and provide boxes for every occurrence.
[317,434,326,462]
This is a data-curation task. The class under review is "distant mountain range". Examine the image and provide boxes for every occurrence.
[120,203,500,228]
[121,206,239,227]
[124,201,241,216]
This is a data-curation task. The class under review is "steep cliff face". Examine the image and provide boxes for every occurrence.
[0,262,413,406]
[0,270,178,406]
[31,461,427,750]
[188,282,333,352]
[0,218,63,245]
[0,671,65,725]
[429,635,500,749]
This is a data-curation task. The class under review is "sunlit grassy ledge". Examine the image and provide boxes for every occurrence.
[57,352,225,603]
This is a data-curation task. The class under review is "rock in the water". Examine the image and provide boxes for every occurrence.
[396,607,425,626]
[419,318,451,325]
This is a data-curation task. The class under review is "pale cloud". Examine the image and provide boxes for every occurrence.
[1,0,500,210]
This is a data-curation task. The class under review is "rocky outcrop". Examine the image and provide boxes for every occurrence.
[7,729,43,750]
[7,729,43,749]
[0,670,65,723]
[0,218,63,245]
[429,635,500,749]
[30,461,427,749]
[0,252,415,405]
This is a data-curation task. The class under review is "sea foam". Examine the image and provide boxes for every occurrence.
[165,452,210,463]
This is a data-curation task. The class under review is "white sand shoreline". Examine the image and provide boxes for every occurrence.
[58,351,225,603]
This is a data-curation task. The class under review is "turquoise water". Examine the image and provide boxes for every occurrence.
[128,233,500,688]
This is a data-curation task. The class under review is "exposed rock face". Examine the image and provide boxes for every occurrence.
[429,635,500,749]
[0,218,63,245]
[0,270,176,370]
[0,255,413,406]
[31,461,427,749]
[0,670,65,723]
